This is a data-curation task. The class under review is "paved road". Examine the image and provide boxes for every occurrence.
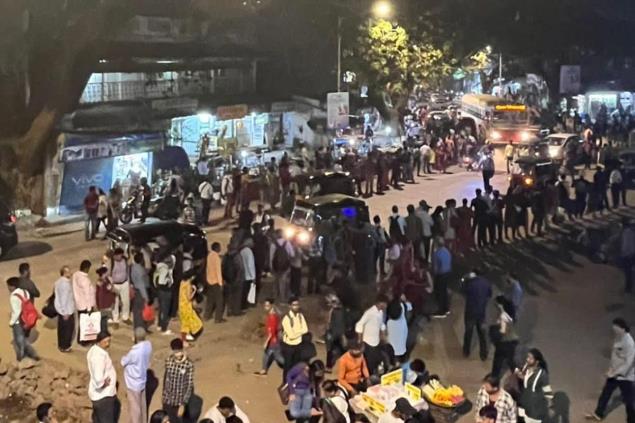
[0,155,634,422]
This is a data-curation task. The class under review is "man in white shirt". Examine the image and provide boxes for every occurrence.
[355,295,388,375]
[198,178,214,225]
[204,396,251,423]
[240,238,256,311]
[7,277,39,361]
[53,266,75,352]
[87,331,118,422]
[121,328,152,423]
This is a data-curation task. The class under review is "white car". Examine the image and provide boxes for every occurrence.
[544,133,584,165]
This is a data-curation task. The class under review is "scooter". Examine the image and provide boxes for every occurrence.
[119,191,167,224]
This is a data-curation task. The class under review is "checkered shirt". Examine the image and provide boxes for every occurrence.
[475,386,517,423]
[162,354,194,406]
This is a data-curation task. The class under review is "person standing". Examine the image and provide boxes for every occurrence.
[289,240,304,298]
[620,218,635,294]
[416,200,434,262]
[130,253,150,332]
[205,242,225,323]
[324,294,347,373]
[281,297,309,380]
[162,339,196,422]
[388,206,406,242]
[87,331,118,423]
[480,152,495,191]
[7,277,39,361]
[471,189,490,247]
[355,295,388,375]
[109,248,131,325]
[504,140,515,174]
[84,186,100,241]
[386,296,412,364]
[18,262,40,304]
[506,273,523,316]
[610,166,625,208]
[53,266,75,352]
[178,275,203,346]
[586,318,635,422]
[371,216,389,276]
[515,348,553,423]
[404,204,423,260]
[138,177,152,223]
[121,328,153,423]
[462,270,491,361]
[474,374,517,423]
[432,237,452,318]
[491,296,519,377]
[72,260,96,344]
[198,178,214,225]
[221,172,235,219]
[239,238,256,310]
[270,230,294,303]
[154,254,175,335]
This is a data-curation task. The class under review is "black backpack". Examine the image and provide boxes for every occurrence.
[389,216,401,240]
[272,242,291,272]
[221,253,238,283]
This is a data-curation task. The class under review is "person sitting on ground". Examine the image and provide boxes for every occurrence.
[36,402,58,423]
[378,397,418,423]
[478,405,497,423]
[203,396,251,423]
[337,342,370,395]
[149,410,171,423]
[321,379,351,422]
[402,358,430,387]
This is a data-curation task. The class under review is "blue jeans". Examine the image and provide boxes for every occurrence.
[289,388,313,419]
[12,324,38,361]
[85,212,98,241]
[157,288,172,332]
[261,344,284,371]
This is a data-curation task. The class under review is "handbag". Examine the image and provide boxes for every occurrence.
[278,383,290,405]
[142,304,155,323]
[79,311,102,342]
[247,282,257,305]
[41,294,57,318]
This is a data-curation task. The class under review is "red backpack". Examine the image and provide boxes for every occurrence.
[15,291,38,330]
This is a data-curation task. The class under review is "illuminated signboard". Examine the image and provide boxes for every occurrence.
[495,104,526,112]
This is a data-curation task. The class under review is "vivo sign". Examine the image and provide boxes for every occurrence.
[71,174,104,187]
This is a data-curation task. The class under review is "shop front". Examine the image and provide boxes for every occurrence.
[57,132,165,215]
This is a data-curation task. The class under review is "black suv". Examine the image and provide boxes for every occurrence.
[0,199,18,258]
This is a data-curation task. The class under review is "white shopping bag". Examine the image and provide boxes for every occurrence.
[79,312,102,342]
[247,282,257,305]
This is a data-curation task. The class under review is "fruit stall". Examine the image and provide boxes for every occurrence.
[349,369,467,423]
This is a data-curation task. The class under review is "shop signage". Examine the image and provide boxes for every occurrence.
[559,65,581,94]
[380,369,403,386]
[361,394,387,415]
[59,158,114,214]
[271,102,296,113]
[60,132,165,163]
[217,104,249,120]
[405,383,422,402]
[327,92,349,129]
[151,97,198,112]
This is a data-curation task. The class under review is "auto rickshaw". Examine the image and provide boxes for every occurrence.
[510,156,559,189]
[285,194,369,248]
[305,171,357,198]
[107,220,208,261]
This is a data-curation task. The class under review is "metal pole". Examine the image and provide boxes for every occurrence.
[337,16,343,92]
[499,53,503,96]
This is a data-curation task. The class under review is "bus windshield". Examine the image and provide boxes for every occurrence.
[492,110,529,124]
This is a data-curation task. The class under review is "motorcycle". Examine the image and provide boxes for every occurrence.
[119,191,169,224]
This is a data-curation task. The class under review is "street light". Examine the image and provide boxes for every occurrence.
[337,1,394,92]
[372,0,393,19]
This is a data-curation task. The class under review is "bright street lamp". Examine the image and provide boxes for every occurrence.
[372,0,393,19]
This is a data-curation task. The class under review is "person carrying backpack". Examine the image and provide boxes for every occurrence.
[7,277,39,361]
[270,229,294,303]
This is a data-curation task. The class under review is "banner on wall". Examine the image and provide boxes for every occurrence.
[59,157,114,214]
[559,65,581,94]
[327,92,349,129]
[60,133,165,162]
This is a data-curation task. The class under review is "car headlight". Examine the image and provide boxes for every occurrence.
[284,227,296,239]
[491,131,502,140]
[524,177,534,186]
[520,132,530,141]
[297,231,310,245]
[548,147,558,158]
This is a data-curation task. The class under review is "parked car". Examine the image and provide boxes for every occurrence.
[0,199,18,258]
[544,133,584,168]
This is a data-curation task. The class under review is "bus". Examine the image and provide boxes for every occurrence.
[459,94,540,145]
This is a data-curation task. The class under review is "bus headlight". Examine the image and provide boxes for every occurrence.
[297,231,311,245]
[284,227,296,239]
[491,131,502,140]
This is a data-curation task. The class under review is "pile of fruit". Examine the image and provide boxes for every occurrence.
[422,379,465,407]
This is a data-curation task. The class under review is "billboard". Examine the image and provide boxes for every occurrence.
[327,92,350,130]
[559,65,581,94]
